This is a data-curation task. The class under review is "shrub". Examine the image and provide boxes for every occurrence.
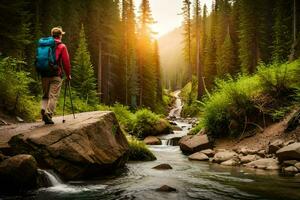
[0,57,39,120]
[110,103,135,131]
[127,136,156,161]
[132,109,161,138]
[197,60,300,138]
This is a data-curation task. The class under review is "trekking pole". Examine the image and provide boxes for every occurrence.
[62,80,67,123]
[68,80,76,119]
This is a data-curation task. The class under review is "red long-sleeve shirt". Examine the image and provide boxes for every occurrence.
[55,38,71,77]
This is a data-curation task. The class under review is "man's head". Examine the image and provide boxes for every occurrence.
[51,26,65,39]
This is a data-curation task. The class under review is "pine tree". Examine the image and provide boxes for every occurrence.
[216,28,235,75]
[137,0,156,108]
[215,0,231,77]
[153,40,163,102]
[272,0,293,63]
[72,24,98,105]
[238,0,258,73]
[203,1,217,89]
[127,0,139,108]
[0,0,31,57]
[182,0,193,81]
[193,0,204,99]
[238,0,273,73]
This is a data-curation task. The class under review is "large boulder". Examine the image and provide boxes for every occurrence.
[0,154,38,193]
[276,143,300,162]
[6,112,129,180]
[179,134,212,154]
[213,151,238,163]
[244,158,280,170]
[144,136,161,145]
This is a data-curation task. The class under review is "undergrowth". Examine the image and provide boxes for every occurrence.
[192,60,300,138]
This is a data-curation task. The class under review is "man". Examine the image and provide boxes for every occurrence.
[41,27,71,124]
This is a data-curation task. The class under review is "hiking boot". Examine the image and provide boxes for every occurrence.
[44,114,54,124]
[41,110,54,125]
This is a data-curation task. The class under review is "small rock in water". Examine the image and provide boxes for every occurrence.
[221,158,239,166]
[295,162,300,170]
[213,151,238,163]
[169,121,177,125]
[283,166,299,174]
[152,163,173,170]
[200,149,215,157]
[240,155,260,164]
[244,158,280,170]
[188,152,209,161]
[156,185,177,192]
[282,160,298,167]
[144,136,162,145]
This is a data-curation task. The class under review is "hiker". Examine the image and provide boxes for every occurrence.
[37,27,71,124]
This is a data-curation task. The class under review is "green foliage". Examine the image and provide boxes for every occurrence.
[197,60,300,138]
[110,103,135,131]
[180,76,201,117]
[127,136,156,161]
[132,109,161,138]
[0,57,39,120]
[72,25,98,105]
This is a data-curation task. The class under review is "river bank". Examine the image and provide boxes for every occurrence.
[1,91,300,200]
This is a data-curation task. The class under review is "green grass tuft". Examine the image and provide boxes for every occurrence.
[127,136,156,161]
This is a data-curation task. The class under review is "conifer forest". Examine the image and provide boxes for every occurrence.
[1,1,300,199]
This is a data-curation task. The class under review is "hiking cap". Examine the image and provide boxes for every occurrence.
[51,27,66,36]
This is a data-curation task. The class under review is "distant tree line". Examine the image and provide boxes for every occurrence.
[0,0,163,111]
[179,0,300,98]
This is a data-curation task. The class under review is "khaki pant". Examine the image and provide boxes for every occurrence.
[41,77,63,116]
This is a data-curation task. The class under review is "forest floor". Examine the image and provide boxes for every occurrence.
[214,111,300,151]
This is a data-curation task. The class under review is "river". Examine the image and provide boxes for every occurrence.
[2,91,300,200]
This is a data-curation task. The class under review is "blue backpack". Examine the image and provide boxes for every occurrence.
[35,37,61,76]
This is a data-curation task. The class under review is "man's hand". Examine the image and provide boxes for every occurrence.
[67,75,72,81]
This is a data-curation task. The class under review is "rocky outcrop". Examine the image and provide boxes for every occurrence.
[0,154,38,193]
[144,136,161,145]
[6,112,129,180]
[244,158,280,170]
[188,152,209,161]
[213,151,238,163]
[276,143,300,162]
[179,134,212,154]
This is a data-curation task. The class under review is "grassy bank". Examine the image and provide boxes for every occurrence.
[191,61,300,138]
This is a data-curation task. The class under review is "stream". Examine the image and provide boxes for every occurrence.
[2,91,300,200]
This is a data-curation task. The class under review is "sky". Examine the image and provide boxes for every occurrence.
[135,0,212,38]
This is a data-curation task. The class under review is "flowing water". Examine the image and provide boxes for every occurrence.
[2,91,300,200]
